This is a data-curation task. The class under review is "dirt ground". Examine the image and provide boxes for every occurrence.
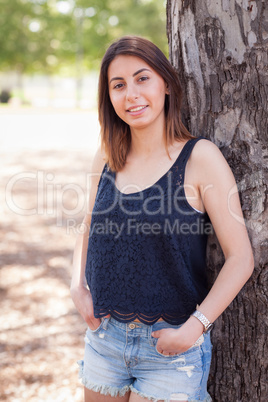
[0,142,96,401]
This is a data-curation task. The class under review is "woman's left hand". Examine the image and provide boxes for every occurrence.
[151,316,204,356]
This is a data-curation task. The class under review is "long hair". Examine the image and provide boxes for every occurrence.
[98,36,193,172]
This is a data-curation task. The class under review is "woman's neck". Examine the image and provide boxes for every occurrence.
[129,123,167,159]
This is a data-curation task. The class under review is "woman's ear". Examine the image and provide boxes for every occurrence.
[165,83,170,95]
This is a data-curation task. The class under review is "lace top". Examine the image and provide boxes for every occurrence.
[85,137,212,325]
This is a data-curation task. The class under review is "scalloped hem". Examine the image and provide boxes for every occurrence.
[97,310,188,326]
[77,360,130,397]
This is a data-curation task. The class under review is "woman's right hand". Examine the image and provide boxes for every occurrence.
[70,285,101,330]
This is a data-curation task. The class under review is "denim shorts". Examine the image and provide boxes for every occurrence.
[78,316,212,402]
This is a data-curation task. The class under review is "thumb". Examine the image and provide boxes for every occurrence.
[151,330,161,338]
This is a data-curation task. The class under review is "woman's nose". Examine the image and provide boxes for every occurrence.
[126,84,139,102]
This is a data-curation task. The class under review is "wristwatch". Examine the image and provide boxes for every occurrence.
[192,310,214,333]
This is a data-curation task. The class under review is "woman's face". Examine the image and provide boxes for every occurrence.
[107,55,168,132]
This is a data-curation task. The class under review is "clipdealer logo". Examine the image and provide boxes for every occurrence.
[86,217,214,239]
[5,170,91,226]
[5,169,263,235]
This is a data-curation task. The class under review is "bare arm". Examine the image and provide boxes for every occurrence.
[193,140,254,323]
[70,146,106,330]
[152,140,254,353]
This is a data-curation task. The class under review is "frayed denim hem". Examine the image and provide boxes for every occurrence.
[130,385,163,401]
[130,385,212,402]
[77,360,130,397]
[78,360,211,401]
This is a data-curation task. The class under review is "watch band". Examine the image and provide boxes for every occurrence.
[192,310,214,333]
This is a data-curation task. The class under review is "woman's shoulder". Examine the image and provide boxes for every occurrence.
[192,137,227,164]
[193,136,219,151]
[90,146,107,175]
[191,137,234,181]
[86,147,107,216]
[88,146,107,192]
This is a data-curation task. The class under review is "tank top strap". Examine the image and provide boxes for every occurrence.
[96,162,110,189]
[172,136,207,186]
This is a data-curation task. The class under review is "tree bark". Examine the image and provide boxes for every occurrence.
[166,1,268,401]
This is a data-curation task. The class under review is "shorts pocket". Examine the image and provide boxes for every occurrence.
[150,334,205,358]
[87,318,104,333]
[155,345,181,358]
[150,336,181,358]
[189,334,204,349]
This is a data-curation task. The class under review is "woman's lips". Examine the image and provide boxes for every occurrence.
[127,105,148,113]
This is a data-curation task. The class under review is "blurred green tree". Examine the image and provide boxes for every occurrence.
[0,0,167,75]
[0,0,73,74]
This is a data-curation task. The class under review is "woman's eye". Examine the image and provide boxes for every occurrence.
[114,83,124,89]
[138,76,149,82]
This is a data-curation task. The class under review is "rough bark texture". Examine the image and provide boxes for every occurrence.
[166,1,268,401]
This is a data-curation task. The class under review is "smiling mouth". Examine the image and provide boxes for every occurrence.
[127,105,148,112]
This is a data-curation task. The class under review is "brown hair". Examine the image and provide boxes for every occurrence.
[98,35,193,172]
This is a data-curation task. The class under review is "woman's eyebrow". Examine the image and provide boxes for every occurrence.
[109,68,152,83]
[133,68,151,77]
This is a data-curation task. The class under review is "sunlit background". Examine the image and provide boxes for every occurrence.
[0,0,167,110]
[0,1,168,401]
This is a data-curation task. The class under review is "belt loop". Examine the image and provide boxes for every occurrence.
[102,316,110,330]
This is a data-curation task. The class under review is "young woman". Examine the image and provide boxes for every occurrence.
[71,36,254,402]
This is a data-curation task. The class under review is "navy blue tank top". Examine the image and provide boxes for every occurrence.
[85,137,212,325]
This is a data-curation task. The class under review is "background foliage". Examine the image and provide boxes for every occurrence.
[0,0,167,75]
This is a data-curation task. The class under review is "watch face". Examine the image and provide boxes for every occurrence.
[205,323,214,333]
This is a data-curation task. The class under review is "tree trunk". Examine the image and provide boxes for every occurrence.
[166,1,268,401]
